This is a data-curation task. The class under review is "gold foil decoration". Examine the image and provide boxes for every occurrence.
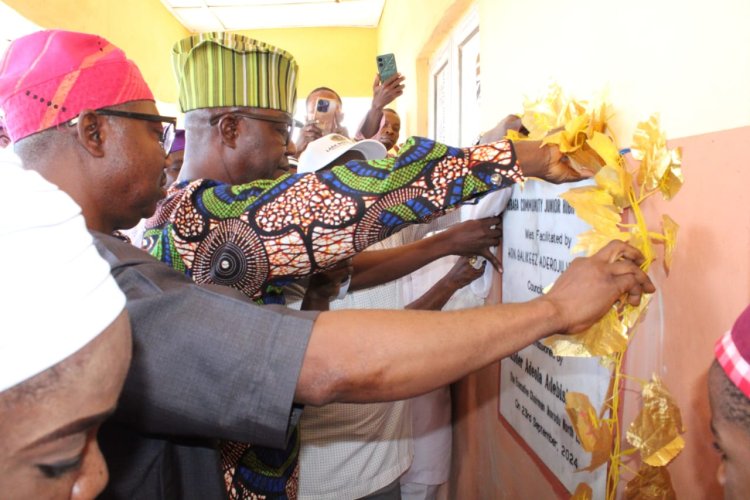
[516,87,685,499]
[624,464,677,500]
[594,164,631,210]
[544,113,590,153]
[519,84,572,139]
[560,187,621,233]
[548,109,682,360]
[631,115,666,187]
[628,229,655,267]
[661,214,679,275]
[564,392,612,471]
[546,307,629,357]
[588,101,610,135]
[513,84,613,174]
[505,128,525,143]
[630,115,683,200]
[626,377,685,466]
[571,482,593,500]
[572,228,631,257]
[657,148,683,201]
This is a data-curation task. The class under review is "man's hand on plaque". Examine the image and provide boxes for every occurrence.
[542,240,655,334]
[513,141,594,184]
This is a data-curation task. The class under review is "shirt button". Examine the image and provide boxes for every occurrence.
[491,173,502,185]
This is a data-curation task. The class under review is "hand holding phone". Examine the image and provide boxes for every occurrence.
[373,54,404,112]
[313,97,338,135]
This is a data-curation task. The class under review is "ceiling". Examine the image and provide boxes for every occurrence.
[160,0,386,32]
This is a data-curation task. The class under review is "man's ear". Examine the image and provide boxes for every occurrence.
[73,109,106,158]
[216,114,239,149]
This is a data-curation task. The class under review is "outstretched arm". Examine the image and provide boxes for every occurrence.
[296,240,655,405]
[350,216,501,290]
[146,137,584,300]
[98,233,652,449]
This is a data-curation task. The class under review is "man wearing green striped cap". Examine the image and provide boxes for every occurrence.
[159,34,308,499]
[173,32,299,183]
[145,32,593,499]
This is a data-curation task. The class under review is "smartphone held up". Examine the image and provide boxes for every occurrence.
[313,97,338,135]
[376,53,397,83]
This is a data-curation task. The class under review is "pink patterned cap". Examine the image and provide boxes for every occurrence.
[0,30,154,142]
[715,304,750,399]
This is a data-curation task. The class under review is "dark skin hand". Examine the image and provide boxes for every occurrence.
[444,257,486,289]
[481,114,593,183]
[372,73,406,110]
[514,139,592,184]
[357,73,406,139]
[406,256,485,311]
[435,216,503,272]
[349,216,503,291]
[301,258,354,311]
[296,121,324,155]
[545,240,655,332]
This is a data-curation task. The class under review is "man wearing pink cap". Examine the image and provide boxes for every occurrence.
[710,304,750,499]
[0,30,655,499]
[0,30,174,235]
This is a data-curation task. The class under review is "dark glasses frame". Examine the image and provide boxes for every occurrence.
[69,109,178,156]
[209,110,302,145]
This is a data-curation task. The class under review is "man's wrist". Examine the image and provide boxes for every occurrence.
[534,295,567,336]
[446,275,470,291]
[512,140,547,179]
[427,230,455,258]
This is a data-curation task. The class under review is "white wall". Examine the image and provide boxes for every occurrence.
[480,0,750,140]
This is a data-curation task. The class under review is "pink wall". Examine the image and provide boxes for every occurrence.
[448,126,750,498]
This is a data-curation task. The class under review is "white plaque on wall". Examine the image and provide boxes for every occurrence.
[499,179,609,496]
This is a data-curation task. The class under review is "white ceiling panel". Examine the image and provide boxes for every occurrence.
[170,7,226,31]
[167,0,205,7]
[206,0,333,5]
[161,0,385,31]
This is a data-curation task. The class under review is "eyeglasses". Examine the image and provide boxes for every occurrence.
[69,109,177,156]
[209,110,302,145]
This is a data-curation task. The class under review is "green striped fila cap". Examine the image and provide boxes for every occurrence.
[172,32,298,115]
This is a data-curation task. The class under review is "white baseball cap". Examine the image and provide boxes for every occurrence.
[298,133,387,173]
